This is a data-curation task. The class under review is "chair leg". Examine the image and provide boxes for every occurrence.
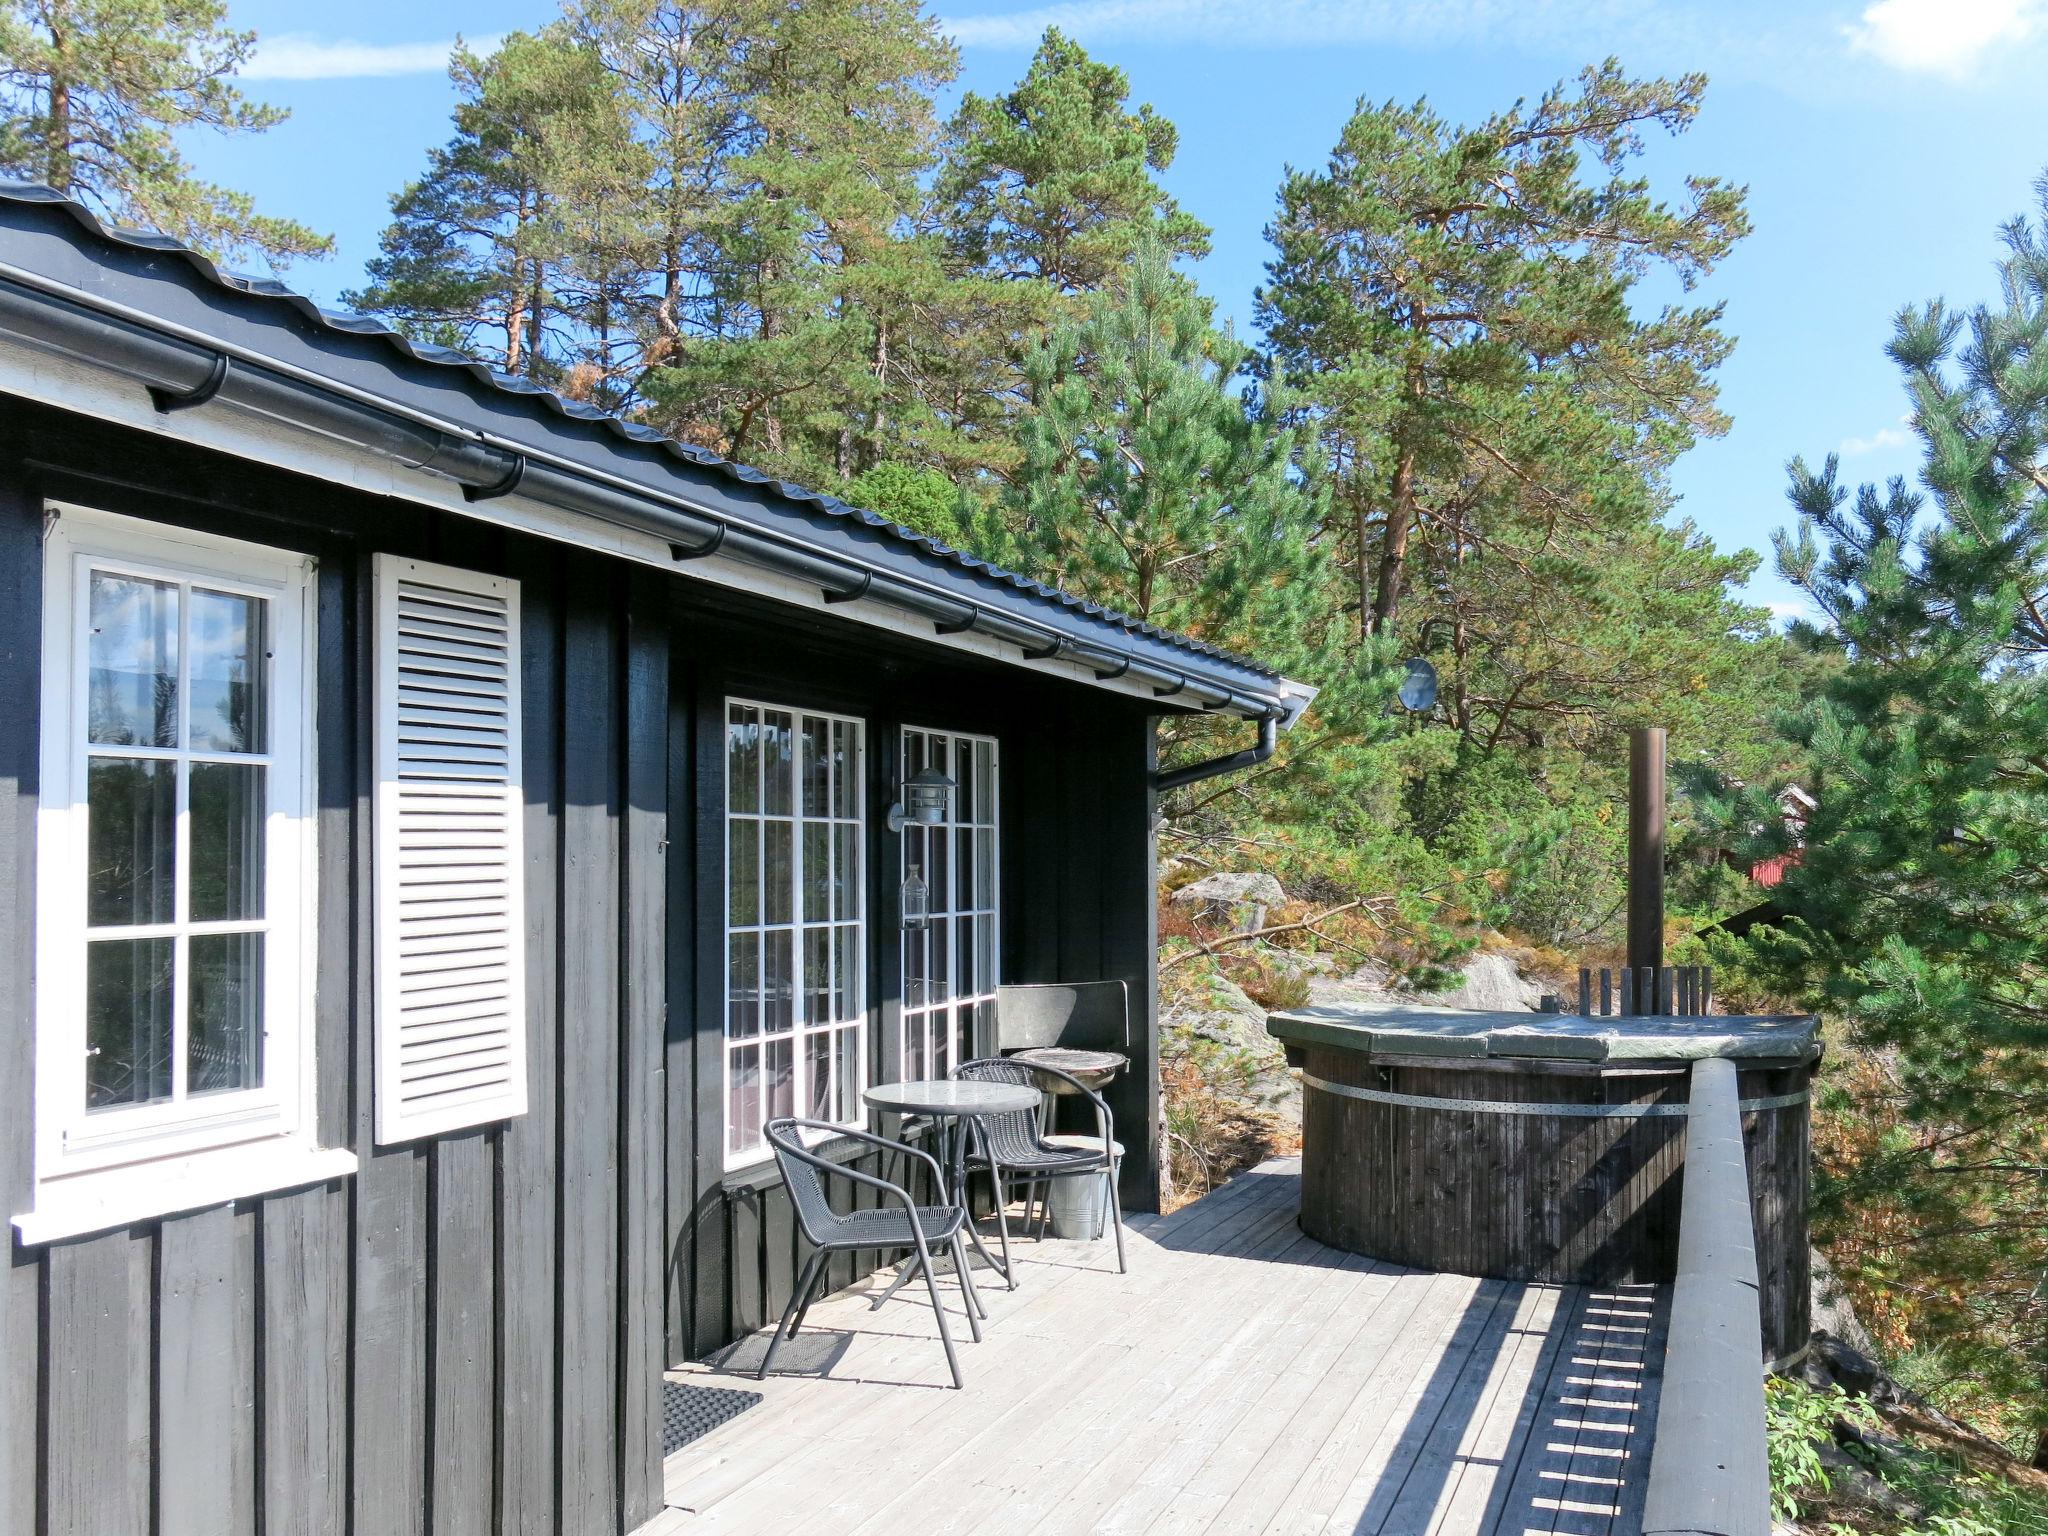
[869,1249,923,1311]
[950,1231,983,1342]
[914,1234,964,1389]
[989,1165,1016,1290]
[1107,1163,1127,1273]
[758,1249,823,1380]
[790,1249,831,1336]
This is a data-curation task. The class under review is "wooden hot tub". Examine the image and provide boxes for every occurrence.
[1265,1007,1820,1365]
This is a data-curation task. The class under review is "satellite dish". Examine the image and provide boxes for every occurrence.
[1397,657,1438,712]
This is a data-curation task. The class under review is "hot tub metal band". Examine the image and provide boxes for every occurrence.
[1299,1071,1808,1118]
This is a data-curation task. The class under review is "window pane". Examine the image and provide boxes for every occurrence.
[957,1005,976,1067]
[978,917,997,1001]
[761,711,793,816]
[189,761,265,922]
[932,1008,950,1078]
[801,717,830,818]
[189,931,263,1095]
[975,828,995,909]
[86,936,174,1109]
[955,745,974,827]
[802,822,829,919]
[974,742,994,823]
[189,588,266,753]
[727,706,759,814]
[87,757,176,927]
[88,573,178,747]
[959,914,979,997]
[956,829,974,919]
[903,923,928,1011]
[729,1044,759,1154]
[728,818,759,927]
[806,1031,832,1120]
[763,929,793,1032]
[765,1036,793,1122]
[904,1018,926,1082]
[763,821,793,925]
[929,825,950,914]
[727,932,760,1037]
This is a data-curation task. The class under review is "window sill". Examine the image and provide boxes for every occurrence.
[13,1140,359,1245]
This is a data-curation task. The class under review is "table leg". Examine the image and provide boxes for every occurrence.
[955,1114,1016,1289]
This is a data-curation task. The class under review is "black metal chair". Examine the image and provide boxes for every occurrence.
[952,1057,1127,1285]
[757,1118,984,1389]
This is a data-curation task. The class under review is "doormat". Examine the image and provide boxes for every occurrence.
[662,1382,763,1455]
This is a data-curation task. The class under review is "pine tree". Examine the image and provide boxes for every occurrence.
[1714,185,2048,1451]
[1258,60,1747,643]
[0,0,327,264]
[939,28,1208,298]
[346,27,639,384]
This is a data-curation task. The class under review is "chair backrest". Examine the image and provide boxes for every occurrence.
[995,981,1131,1053]
[953,1058,1046,1166]
[764,1118,848,1247]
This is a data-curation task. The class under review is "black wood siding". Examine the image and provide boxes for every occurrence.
[0,400,1170,1524]
[0,408,668,1536]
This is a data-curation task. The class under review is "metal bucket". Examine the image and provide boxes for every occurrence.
[1041,1138,1124,1240]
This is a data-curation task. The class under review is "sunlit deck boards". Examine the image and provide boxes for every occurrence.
[657,1158,1667,1536]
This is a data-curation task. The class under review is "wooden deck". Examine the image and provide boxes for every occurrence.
[654,1158,1668,1536]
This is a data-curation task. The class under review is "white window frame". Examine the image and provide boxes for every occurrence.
[898,727,1000,1081]
[18,504,346,1244]
[723,698,868,1170]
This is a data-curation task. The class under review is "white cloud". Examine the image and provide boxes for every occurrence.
[1838,425,1911,456]
[242,33,503,82]
[1838,414,1915,457]
[1842,0,2041,77]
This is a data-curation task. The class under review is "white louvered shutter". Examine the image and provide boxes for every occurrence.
[373,555,529,1144]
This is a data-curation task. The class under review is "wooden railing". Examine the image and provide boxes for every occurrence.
[1642,1056,1771,1536]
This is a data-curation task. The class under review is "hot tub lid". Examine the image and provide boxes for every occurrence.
[1265,1006,1819,1064]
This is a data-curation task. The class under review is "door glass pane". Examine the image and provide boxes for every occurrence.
[802,822,829,918]
[189,588,266,753]
[973,742,994,822]
[762,930,793,1032]
[729,1043,759,1154]
[86,936,174,1109]
[904,1018,926,1081]
[803,926,830,1025]
[833,825,860,920]
[806,1031,832,1120]
[761,712,793,816]
[975,829,995,908]
[189,931,263,1095]
[88,573,178,747]
[765,1036,794,1121]
[762,821,793,924]
[834,925,859,1021]
[831,722,858,818]
[727,706,760,814]
[930,920,951,1004]
[955,745,973,826]
[728,819,759,925]
[835,1027,860,1122]
[189,761,265,922]
[87,757,176,927]
[727,932,760,1037]
[956,829,974,917]
[801,717,830,818]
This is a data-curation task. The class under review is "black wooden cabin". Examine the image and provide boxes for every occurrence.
[0,185,1309,1536]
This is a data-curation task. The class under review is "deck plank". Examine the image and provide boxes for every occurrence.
[659,1160,1663,1536]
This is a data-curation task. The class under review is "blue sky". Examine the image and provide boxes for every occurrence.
[198,0,2048,621]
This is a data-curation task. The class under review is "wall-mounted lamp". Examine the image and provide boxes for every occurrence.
[887,766,955,833]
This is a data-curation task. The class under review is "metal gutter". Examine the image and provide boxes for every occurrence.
[1152,713,1279,792]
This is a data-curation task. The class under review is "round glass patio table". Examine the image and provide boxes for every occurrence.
[863,1078,1040,1290]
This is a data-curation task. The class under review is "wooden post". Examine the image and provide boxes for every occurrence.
[1628,727,1667,979]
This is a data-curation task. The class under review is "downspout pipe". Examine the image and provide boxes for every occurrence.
[1152,712,1279,793]
[0,270,1292,720]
